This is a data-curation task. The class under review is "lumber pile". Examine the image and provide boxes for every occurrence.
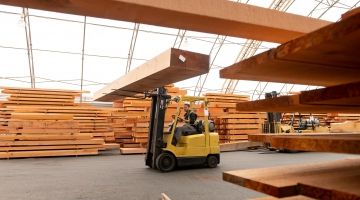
[0,87,115,143]
[110,85,187,149]
[0,87,120,158]
[224,159,360,199]
[203,93,265,143]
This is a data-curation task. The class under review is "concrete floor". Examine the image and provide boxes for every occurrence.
[0,149,358,200]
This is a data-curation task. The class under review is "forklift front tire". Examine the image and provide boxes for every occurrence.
[206,155,218,168]
[156,152,176,172]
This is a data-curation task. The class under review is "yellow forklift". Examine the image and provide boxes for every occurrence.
[145,87,220,172]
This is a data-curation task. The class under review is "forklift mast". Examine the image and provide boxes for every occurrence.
[145,87,171,169]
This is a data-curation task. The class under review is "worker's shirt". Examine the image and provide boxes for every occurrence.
[184,111,197,125]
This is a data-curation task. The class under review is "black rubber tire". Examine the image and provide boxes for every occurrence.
[207,155,218,168]
[155,152,176,172]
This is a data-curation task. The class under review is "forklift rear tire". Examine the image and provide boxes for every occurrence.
[207,155,218,168]
[156,152,176,172]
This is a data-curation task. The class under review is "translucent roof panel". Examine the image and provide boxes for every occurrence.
[29,13,83,53]
[32,51,82,90]
[0,48,29,89]
[84,20,134,58]
[0,1,358,101]
[0,12,26,48]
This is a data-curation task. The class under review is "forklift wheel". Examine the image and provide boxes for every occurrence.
[207,155,218,168]
[156,152,176,172]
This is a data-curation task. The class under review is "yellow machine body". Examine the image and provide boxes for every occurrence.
[162,96,220,164]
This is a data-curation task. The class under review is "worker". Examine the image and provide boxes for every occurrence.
[172,103,198,145]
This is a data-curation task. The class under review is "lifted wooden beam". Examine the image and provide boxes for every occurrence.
[0,0,330,43]
[94,48,209,101]
[220,13,360,86]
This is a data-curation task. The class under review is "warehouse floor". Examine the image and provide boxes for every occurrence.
[0,150,358,200]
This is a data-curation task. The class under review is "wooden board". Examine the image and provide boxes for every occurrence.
[0,144,104,151]
[299,81,360,106]
[0,139,104,146]
[236,95,360,113]
[0,149,98,159]
[0,0,330,43]
[94,48,209,101]
[120,147,146,155]
[220,141,262,152]
[224,159,360,199]
[248,133,360,154]
[220,12,360,86]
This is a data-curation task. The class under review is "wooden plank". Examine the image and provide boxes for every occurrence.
[103,143,120,150]
[1,86,84,93]
[223,159,360,198]
[6,128,80,134]
[11,113,73,120]
[8,120,78,129]
[94,48,209,101]
[120,147,146,155]
[299,81,360,106]
[0,149,98,159]
[0,134,92,141]
[9,93,75,99]
[0,139,104,146]
[7,97,75,102]
[220,141,262,152]
[0,144,104,151]
[248,133,360,154]
[0,0,330,43]
[220,12,360,86]
[236,95,360,113]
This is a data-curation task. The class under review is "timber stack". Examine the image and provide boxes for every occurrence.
[111,85,187,148]
[203,93,265,143]
[0,87,107,159]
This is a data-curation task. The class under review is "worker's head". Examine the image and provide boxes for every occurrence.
[184,103,190,112]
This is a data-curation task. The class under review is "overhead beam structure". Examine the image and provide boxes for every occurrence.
[0,0,330,43]
[94,48,209,102]
[220,12,360,86]
[235,81,360,113]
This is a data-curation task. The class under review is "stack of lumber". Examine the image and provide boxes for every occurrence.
[111,85,187,149]
[203,93,265,143]
[0,87,119,159]
[216,113,266,143]
[224,159,360,199]
[0,112,104,159]
[0,87,115,143]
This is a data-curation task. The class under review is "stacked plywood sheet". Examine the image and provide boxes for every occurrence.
[202,93,265,143]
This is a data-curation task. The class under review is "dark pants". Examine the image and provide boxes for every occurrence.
[172,124,197,145]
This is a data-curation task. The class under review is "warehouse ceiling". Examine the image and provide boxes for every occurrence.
[0,0,358,101]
